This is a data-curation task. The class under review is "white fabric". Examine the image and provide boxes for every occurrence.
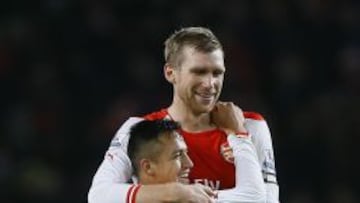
[216,134,266,203]
[88,117,143,203]
[88,116,280,203]
[245,119,279,203]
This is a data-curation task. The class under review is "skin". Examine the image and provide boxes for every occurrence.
[136,46,247,203]
[138,132,194,185]
[165,46,246,134]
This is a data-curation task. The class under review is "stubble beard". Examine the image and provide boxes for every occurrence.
[192,93,219,115]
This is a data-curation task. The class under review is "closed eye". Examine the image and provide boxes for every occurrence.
[213,69,224,77]
[172,151,182,159]
[190,68,224,76]
[191,68,207,75]
[172,150,187,160]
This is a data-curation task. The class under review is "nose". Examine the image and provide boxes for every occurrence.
[202,74,216,89]
[182,153,194,169]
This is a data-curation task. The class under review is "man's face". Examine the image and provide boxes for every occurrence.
[173,47,225,114]
[151,133,193,184]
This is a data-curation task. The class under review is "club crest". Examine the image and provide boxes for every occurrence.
[220,142,234,163]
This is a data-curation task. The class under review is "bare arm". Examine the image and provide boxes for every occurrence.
[137,183,216,203]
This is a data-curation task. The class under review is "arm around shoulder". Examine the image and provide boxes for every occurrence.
[245,114,280,203]
[136,182,215,203]
[216,134,266,203]
[88,117,216,203]
[88,118,141,203]
[88,145,135,203]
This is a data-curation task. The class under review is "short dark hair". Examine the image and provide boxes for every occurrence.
[164,27,223,67]
[128,119,181,176]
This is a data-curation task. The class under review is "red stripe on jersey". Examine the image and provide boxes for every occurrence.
[126,185,136,203]
[130,185,141,203]
[244,111,265,121]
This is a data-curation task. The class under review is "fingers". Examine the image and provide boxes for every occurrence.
[178,177,190,184]
[192,184,216,203]
[211,101,246,134]
[215,101,242,112]
[200,184,216,197]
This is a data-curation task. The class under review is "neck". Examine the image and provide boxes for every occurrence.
[167,100,215,133]
[138,174,156,185]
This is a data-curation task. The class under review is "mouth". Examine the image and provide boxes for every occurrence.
[177,172,190,183]
[178,173,189,178]
[195,92,216,102]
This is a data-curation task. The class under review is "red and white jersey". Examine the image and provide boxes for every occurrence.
[88,109,279,203]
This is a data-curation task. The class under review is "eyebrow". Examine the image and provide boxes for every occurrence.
[171,148,186,156]
[189,66,225,74]
[190,66,224,70]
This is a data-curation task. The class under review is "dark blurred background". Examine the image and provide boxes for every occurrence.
[1,0,359,202]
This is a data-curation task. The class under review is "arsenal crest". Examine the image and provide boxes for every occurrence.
[220,142,234,163]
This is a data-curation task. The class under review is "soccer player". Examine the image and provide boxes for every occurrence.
[127,119,266,202]
[88,27,279,203]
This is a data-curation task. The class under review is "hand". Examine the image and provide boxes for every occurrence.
[177,183,216,203]
[137,182,215,203]
[211,101,247,134]
[178,177,190,184]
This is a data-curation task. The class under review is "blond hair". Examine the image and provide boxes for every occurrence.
[164,27,223,67]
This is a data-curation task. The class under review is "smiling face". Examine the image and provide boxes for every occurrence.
[166,46,225,114]
[145,132,193,184]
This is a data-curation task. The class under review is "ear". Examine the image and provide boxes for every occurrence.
[164,63,176,84]
[139,159,156,176]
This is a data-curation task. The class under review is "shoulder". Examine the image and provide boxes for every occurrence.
[244,111,265,121]
[243,111,271,139]
[142,109,168,120]
[111,117,144,147]
[111,109,169,146]
[115,108,168,137]
[116,117,144,135]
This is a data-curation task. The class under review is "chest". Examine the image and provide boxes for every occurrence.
[181,130,235,189]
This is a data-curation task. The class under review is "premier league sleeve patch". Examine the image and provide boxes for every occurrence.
[262,149,277,184]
